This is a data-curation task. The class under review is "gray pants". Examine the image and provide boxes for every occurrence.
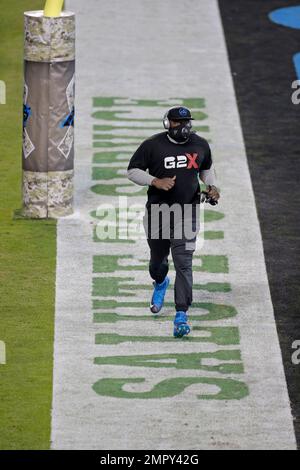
[145,204,199,312]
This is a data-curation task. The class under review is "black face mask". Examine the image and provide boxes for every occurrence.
[168,120,192,142]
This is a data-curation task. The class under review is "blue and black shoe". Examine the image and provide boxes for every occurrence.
[173,311,190,338]
[150,276,170,314]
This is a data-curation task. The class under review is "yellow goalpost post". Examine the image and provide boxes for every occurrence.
[44,0,64,17]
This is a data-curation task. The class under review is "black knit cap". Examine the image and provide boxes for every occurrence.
[167,106,194,121]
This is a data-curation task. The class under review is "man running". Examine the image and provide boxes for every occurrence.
[127,106,220,337]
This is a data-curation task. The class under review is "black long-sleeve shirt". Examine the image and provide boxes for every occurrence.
[127,131,212,207]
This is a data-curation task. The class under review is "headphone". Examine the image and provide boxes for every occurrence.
[163,106,179,130]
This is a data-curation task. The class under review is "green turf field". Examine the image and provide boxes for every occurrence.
[0,1,56,449]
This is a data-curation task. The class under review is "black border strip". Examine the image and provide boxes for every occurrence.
[219,0,300,449]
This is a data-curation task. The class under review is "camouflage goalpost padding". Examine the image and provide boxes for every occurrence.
[22,10,75,218]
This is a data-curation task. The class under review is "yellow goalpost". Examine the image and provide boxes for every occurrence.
[44,0,64,17]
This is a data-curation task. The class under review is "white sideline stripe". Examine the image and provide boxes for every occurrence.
[51,0,296,449]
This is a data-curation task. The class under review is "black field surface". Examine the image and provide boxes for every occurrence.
[219,0,300,448]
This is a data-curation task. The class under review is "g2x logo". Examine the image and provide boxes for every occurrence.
[164,153,199,170]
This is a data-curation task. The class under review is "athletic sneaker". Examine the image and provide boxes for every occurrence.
[173,311,190,338]
[150,276,170,314]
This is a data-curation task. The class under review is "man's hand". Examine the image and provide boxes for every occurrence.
[207,185,220,202]
[200,185,220,205]
[151,176,176,191]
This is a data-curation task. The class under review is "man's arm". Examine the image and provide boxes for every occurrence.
[199,142,220,203]
[127,168,155,186]
[127,168,176,191]
[199,164,218,187]
[127,141,176,191]
[127,141,158,186]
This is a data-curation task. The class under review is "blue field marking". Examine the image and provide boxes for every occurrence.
[293,53,300,80]
[269,6,300,30]
[269,6,300,80]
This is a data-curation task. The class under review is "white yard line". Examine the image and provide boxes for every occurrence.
[51,0,296,449]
